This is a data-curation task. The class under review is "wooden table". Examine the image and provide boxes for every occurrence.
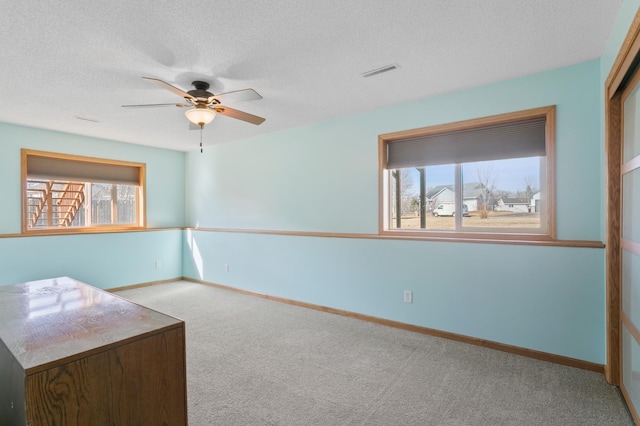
[0,277,187,425]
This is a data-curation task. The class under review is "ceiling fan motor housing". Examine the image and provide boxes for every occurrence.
[187,81,216,104]
[192,81,210,91]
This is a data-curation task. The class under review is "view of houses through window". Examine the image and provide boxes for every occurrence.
[382,106,553,237]
[389,157,542,231]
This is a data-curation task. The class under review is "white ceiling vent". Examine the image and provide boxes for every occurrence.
[361,64,400,78]
[75,116,100,123]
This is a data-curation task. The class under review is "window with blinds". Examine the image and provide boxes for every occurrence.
[378,106,556,239]
[22,150,146,232]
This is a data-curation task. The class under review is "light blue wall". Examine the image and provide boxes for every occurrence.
[186,60,602,241]
[0,123,185,288]
[184,231,604,362]
[0,230,182,289]
[183,60,608,363]
[0,123,185,231]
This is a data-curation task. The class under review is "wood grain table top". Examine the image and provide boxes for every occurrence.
[0,277,183,374]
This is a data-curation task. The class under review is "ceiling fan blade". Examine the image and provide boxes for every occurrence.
[122,103,190,108]
[212,88,262,104]
[213,106,265,125]
[142,77,195,100]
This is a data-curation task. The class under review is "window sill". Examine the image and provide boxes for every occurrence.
[379,229,604,248]
[23,225,145,235]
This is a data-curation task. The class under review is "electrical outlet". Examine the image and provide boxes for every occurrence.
[224,264,230,273]
[404,290,413,303]
[155,260,161,269]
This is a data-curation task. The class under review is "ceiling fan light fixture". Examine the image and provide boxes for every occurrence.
[185,107,216,126]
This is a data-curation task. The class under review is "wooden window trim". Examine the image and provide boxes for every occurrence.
[21,149,147,234]
[378,106,556,242]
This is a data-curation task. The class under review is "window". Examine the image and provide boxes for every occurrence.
[22,150,146,233]
[379,106,555,240]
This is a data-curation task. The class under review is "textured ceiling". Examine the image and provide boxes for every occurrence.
[0,1,623,151]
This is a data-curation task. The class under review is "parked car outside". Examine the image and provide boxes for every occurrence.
[433,203,469,217]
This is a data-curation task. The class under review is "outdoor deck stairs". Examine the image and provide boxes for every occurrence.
[26,180,85,228]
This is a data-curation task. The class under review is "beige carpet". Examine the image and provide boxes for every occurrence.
[116,281,632,426]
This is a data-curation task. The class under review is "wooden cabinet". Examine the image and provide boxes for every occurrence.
[0,277,187,425]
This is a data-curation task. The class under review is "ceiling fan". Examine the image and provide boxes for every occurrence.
[122,77,266,128]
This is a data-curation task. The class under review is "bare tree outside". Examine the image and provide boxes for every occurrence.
[391,169,416,227]
[91,183,112,224]
[521,175,538,199]
[475,164,498,219]
[416,167,426,228]
[91,183,111,199]
[89,183,138,225]
[428,194,439,213]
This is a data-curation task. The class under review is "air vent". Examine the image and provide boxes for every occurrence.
[361,64,400,78]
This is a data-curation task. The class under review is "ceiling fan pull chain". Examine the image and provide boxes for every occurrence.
[199,124,204,153]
